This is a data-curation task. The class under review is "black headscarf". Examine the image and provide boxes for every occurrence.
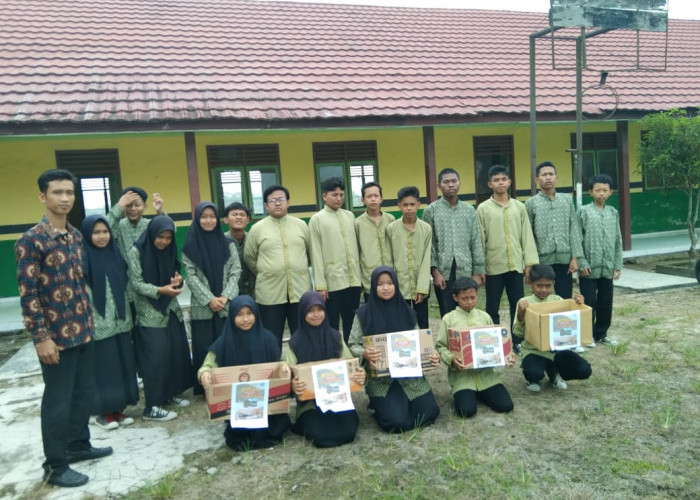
[133,215,180,315]
[80,215,127,319]
[209,295,281,367]
[288,291,343,363]
[182,201,230,297]
[355,266,416,336]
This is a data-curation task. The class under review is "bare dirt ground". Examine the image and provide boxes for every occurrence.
[3,272,698,500]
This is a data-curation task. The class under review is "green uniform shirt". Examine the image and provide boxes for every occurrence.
[126,246,183,328]
[422,197,485,278]
[230,233,256,298]
[386,218,432,298]
[476,197,539,275]
[578,203,623,279]
[183,242,241,320]
[435,307,502,394]
[309,206,361,292]
[347,315,433,400]
[525,192,584,266]
[244,215,312,305]
[513,293,562,362]
[89,277,133,341]
[107,204,150,302]
[354,211,395,294]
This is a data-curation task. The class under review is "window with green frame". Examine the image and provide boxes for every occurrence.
[473,135,515,204]
[207,144,280,218]
[570,133,618,190]
[313,141,377,211]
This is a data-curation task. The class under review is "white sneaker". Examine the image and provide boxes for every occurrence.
[143,406,178,421]
[600,337,618,346]
[573,346,586,353]
[167,396,190,407]
[95,415,119,430]
[585,341,596,348]
[550,374,568,390]
[526,381,541,392]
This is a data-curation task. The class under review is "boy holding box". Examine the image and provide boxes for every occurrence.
[513,264,591,392]
[436,277,514,418]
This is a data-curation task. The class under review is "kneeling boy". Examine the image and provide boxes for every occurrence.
[514,264,592,392]
[436,277,514,418]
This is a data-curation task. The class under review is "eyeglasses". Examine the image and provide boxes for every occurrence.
[266,197,287,204]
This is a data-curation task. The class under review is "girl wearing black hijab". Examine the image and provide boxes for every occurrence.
[285,291,365,448]
[182,201,241,396]
[81,215,138,429]
[348,266,440,433]
[198,295,292,451]
[126,215,193,422]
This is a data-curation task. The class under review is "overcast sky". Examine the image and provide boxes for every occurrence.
[253,0,700,20]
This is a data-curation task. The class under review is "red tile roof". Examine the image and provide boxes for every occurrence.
[0,0,698,130]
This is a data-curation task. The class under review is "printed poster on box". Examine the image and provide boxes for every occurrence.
[386,330,422,378]
[548,310,582,350]
[470,326,506,369]
[311,361,355,413]
[230,380,269,429]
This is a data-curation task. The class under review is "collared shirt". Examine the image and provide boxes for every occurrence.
[183,242,241,320]
[107,204,150,302]
[435,307,501,394]
[476,197,539,275]
[229,232,256,297]
[422,197,485,278]
[354,211,395,293]
[15,216,94,348]
[525,191,584,265]
[309,206,361,292]
[385,218,432,298]
[578,203,623,279]
[244,215,312,305]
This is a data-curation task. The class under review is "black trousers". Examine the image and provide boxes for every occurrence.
[485,271,524,333]
[434,260,458,317]
[405,299,429,329]
[453,383,514,418]
[40,341,96,474]
[258,302,300,347]
[137,313,193,409]
[521,351,592,383]
[191,316,225,395]
[292,407,359,448]
[370,380,440,433]
[224,413,291,451]
[579,276,614,341]
[327,287,362,343]
[552,263,573,299]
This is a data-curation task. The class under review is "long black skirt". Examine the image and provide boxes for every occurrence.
[224,413,291,451]
[137,312,193,409]
[191,316,225,395]
[292,407,359,448]
[91,331,139,414]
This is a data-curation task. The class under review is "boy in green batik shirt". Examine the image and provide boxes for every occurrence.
[525,161,584,299]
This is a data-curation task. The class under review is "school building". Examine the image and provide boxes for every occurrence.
[1,0,699,297]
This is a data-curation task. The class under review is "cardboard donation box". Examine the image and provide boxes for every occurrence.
[447,325,512,369]
[363,329,435,378]
[205,361,291,421]
[524,299,593,351]
[291,358,364,401]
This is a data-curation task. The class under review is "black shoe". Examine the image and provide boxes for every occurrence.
[66,446,113,464]
[43,467,89,487]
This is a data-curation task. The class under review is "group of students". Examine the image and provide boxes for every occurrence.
[17,164,622,486]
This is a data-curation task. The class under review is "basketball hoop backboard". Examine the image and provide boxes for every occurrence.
[550,0,668,32]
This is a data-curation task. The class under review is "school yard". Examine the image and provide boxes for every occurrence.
[1,283,698,500]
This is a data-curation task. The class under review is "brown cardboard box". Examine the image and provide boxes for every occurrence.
[524,299,593,351]
[204,361,291,421]
[363,328,436,378]
[291,358,363,401]
[447,324,512,368]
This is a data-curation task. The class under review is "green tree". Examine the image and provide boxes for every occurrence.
[639,109,700,260]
